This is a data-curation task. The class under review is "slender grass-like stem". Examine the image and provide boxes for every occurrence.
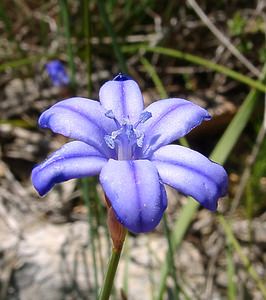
[219,215,266,297]
[211,63,266,163]
[122,235,129,295]
[98,246,124,300]
[124,45,266,93]
[0,54,56,72]
[97,0,127,73]
[156,63,266,300]
[98,198,126,300]
[82,178,99,298]
[94,193,106,280]
[59,0,76,87]
[157,200,199,300]
[83,0,93,96]
[226,242,236,300]
[140,56,168,99]
[163,215,180,299]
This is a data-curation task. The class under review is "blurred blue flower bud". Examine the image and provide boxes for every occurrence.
[46,60,70,87]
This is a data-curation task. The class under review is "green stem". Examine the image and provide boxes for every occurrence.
[59,0,76,87]
[124,45,266,93]
[83,0,93,96]
[0,54,56,72]
[97,0,127,73]
[163,215,180,299]
[211,63,266,164]
[122,235,129,295]
[156,63,266,300]
[226,242,236,300]
[140,56,168,99]
[157,200,198,300]
[219,215,266,298]
[82,178,99,298]
[94,191,106,280]
[98,247,123,300]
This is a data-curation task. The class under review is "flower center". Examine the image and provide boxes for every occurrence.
[104,110,152,160]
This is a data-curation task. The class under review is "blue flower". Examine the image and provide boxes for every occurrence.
[32,74,228,233]
[46,60,70,86]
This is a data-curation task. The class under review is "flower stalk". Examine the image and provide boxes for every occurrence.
[98,244,124,300]
[98,195,127,300]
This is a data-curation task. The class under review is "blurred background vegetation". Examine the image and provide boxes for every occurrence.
[0,1,265,299]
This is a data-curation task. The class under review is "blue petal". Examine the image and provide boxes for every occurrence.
[32,141,107,196]
[100,159,167,233]
[138,98,210,157]
[39,97,116,157]
[151,145,228,211]
[99,78,144,124]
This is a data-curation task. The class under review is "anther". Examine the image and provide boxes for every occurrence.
[105,110,116,119]
[105,110,120,128]
[134,111,152,128]
[104,135,116,149]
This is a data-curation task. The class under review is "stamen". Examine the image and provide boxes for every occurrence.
[105,110,116,119]
[136,132,144,147]
[105,110,120,128]
[104,110,153,159]
[104,135,116,149]
[134,111,152,128]
[111,128,123,139]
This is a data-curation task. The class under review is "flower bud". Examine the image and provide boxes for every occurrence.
[107,206,126,252]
